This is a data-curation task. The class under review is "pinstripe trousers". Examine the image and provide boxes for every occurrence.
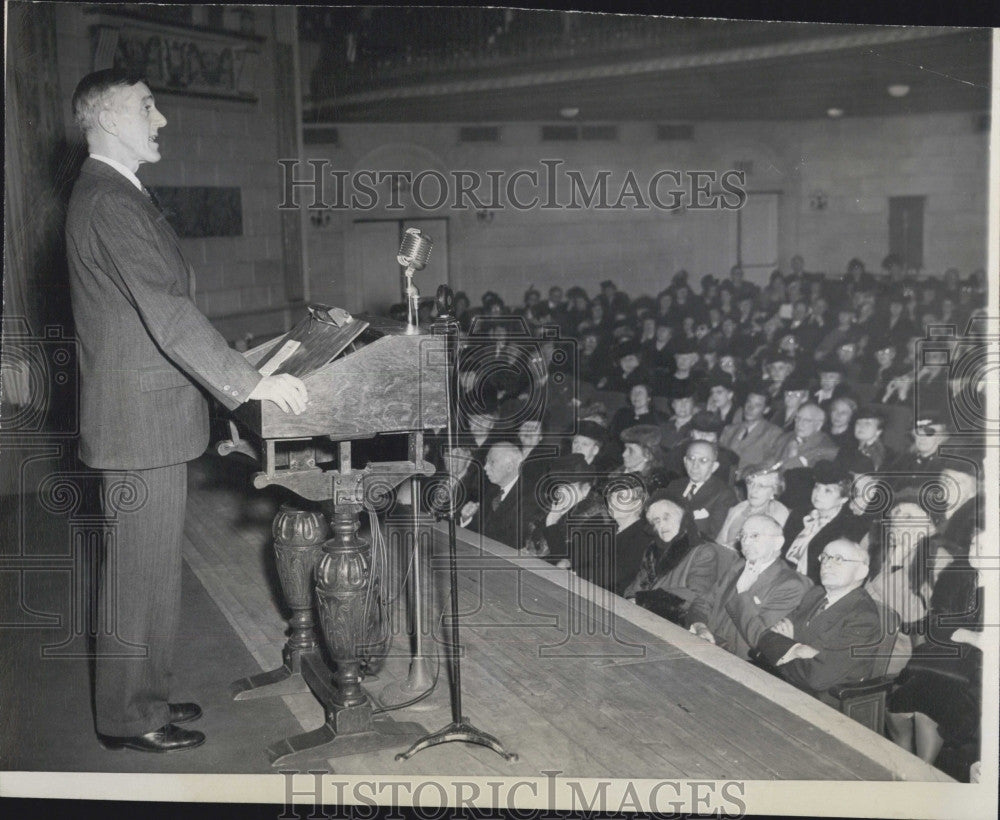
[95,463,187,736]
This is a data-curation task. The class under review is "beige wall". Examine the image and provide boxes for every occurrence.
[302,111,988,312]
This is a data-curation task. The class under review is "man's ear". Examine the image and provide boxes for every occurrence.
[96,107,117,136]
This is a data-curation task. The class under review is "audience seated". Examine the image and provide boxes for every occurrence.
[460,442,540,547]
[756,538,882,696]
[665,440,738,542]
[687,513,812,659]
[624,493,719,623]
[717,464,789,549]
[719,380,783,478]
[783,460,867,584]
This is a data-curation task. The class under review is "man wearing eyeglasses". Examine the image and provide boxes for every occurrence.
[756,539,882,697]
[686,514,812,659]
[665,440,737,541]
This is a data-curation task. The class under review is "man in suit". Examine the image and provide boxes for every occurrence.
[66,70,307,752]
[771,403,840,473]
[719,381,783,478]
[665,440,737,542]
[757,539,882,697]
[687,514,812,659]
[460,442,538,548]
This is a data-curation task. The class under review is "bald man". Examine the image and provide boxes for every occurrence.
[686,514,812,660]
[771,403,839,472]
[757,539,882,697]
[460,442,539,548]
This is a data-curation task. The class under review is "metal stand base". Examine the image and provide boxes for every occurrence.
[395,717,518,762]
[377,657,441,712]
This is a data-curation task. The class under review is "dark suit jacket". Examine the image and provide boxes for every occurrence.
[757,585,883,694]
[469,478,540,549]
[773,430,840,472]
[686,558,813,659]
[66,158,260,469]
[666,475,738,542]
[719,418,784,474]
[782,504,869,584]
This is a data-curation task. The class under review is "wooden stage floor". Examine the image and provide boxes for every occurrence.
[185,453,950,781]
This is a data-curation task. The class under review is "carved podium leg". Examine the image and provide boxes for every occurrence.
[231,503,328,700]
[266,505,426,766]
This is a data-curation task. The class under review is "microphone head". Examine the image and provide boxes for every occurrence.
[397,227,433,270]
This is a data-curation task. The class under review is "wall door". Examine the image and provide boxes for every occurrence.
[738,192,780,287]
[352,218,449,314]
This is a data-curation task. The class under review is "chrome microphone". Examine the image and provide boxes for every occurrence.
[398,228,433,333]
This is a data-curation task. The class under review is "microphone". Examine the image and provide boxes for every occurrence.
[398,228,433,333]
[397,227,433,275]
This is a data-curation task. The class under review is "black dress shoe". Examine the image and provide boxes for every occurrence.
[99,723,205,753]
[169,702,202,724]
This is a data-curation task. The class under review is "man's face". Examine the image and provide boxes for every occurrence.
[854,418,881,445]
[811,481,845,513]
[829,400,853,430]
[518,421,542,449]
[469,414,494,435]
[655,325,671,344]
[620,353,639,372]
[794,406,824,438]
[743,393,768,422]
[443,447,472,476]
[739,519,783,563]
[875,347,896,367]
[837,343,856,363]
[646,500,683,543]
[683,442,718,484]
[819,541,869,591]
[107,82,167,169]
[549,287,563,304]
[708,386,733,409]
[572,434,600,464]
[783,389,809,416]
[671,396,694,419]
[607,487,644,518]
[484,447,517,487]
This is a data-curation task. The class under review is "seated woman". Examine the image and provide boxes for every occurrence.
[623,492,719,624]
[716,464,790,549]
[606,424,670,495]
[610,382,665,439]
[522,453,608,565]
[886,529,984,780]
[574,474,653,596]
[826,396,858,452]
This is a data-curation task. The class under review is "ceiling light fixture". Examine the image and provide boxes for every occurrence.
[887,84,910,98]
[827,107,844,118]
[559,106,580,119]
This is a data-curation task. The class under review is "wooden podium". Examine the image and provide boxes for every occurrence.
[219,306,449,766]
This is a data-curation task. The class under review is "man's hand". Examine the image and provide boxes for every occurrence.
[776,643,819,665]
[770,617,794,639]
[248,374,308,414]
[689,622,716,644]
[459,501,479,528]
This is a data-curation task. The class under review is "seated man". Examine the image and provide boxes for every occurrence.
[719,380,783,478]
[687,514,813,660]
[665,440,737,542]
[460,442,539,548]
[771,403,840,473]
[662,410,738,486]
[756,539,882,697]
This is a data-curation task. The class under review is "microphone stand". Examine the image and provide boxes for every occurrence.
[395,285,517,764]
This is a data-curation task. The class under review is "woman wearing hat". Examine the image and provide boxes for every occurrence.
[573,474,655,597]
[610,424,670,495]
[522,453,609,565]
[716,464,789,549]
[622,492,719,624]
[610,382,664,439]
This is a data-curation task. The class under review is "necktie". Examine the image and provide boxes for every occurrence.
[142,185,162,211]
[683,482,697,500]
[735,561,758,593]
[737,425,749,442]
[491,493,502,512]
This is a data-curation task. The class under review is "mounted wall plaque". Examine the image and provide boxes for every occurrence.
[86,7,262,102]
